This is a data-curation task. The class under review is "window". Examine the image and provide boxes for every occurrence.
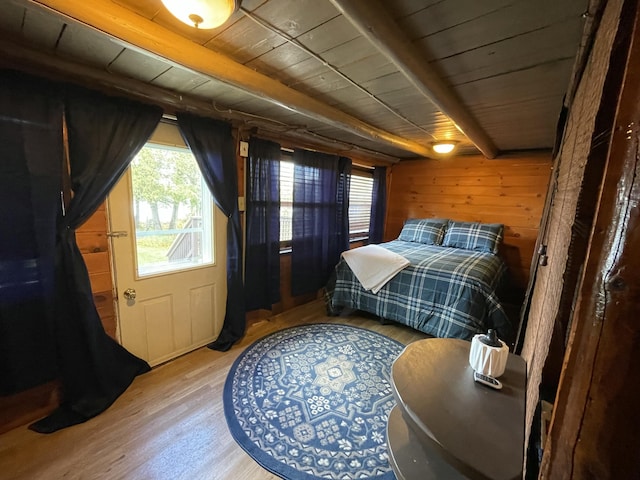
[278,156,373,245]
[280,159,294,243]
[348,171,374,239]
[130,143,214,276]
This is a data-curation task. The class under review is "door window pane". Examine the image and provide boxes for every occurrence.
[130,144,213,277]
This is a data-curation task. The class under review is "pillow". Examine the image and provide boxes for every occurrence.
[398,218,448,245]
[442,221,503,254]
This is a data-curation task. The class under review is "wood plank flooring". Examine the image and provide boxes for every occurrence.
[0,300,428,480]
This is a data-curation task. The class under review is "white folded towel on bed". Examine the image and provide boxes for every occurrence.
[341,244,410,294]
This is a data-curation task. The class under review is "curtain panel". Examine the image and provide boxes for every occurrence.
[176,113,244,352]
[291,149,351,296]
[30,85,161,433]
[369,166,387,244]
[245,138,281,311]
[0,71,62,396]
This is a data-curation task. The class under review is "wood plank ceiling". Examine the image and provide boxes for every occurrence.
[0,0,587,162]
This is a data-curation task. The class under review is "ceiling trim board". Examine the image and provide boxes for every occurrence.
[27,0,433,158]
[239,6,437,140]
[0,38,402,165]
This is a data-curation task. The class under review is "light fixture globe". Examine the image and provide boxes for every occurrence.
[432,141,457,155]
[161,0,238,29]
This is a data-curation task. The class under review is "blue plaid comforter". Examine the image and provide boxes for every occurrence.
[328,240,513,342]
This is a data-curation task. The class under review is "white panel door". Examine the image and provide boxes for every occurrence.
[107,124,226,366]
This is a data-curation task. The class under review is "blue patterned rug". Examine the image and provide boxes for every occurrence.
[223,323,405,480]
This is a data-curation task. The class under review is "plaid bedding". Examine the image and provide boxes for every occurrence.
[328,240,513,342]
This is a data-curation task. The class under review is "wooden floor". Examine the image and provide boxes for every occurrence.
[0,300,428,480]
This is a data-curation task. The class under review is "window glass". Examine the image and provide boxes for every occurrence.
[130,144,214,276]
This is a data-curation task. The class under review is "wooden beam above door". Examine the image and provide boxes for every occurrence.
[29,0,435,158]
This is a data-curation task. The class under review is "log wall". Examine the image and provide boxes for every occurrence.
[520,0,623,460]
[386,153,552,291]
[540,0,640,477]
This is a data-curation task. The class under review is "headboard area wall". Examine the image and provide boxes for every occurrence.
[385,153,552,292]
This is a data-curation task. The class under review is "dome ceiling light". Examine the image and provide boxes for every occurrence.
[431,142,457,155]
[161,0,239,29]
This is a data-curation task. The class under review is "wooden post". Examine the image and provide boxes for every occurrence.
[540,1,640,477]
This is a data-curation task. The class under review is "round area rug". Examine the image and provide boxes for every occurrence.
[223,323,405,480]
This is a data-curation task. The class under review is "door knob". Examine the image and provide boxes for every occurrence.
[123,288,137,300]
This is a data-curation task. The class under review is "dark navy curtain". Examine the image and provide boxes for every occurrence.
[177,113,244,352]
[30,86,161,433]
[0,71,62,396]
[245,138,281,311]
[368,166,387,244]
[291,149,351,296]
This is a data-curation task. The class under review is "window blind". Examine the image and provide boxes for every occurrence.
[349,172,373,236]
[280,160,294,242]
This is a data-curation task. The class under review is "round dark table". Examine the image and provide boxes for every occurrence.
[386,338,526,480]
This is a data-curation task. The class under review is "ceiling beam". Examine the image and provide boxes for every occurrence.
[0,39,400,165]
[329,0,499,159]
[27,0,433,158]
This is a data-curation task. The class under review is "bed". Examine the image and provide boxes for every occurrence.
[326,218,514,344]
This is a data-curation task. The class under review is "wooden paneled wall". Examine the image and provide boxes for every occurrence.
[386,153,552,292]
[78,203,117,339]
